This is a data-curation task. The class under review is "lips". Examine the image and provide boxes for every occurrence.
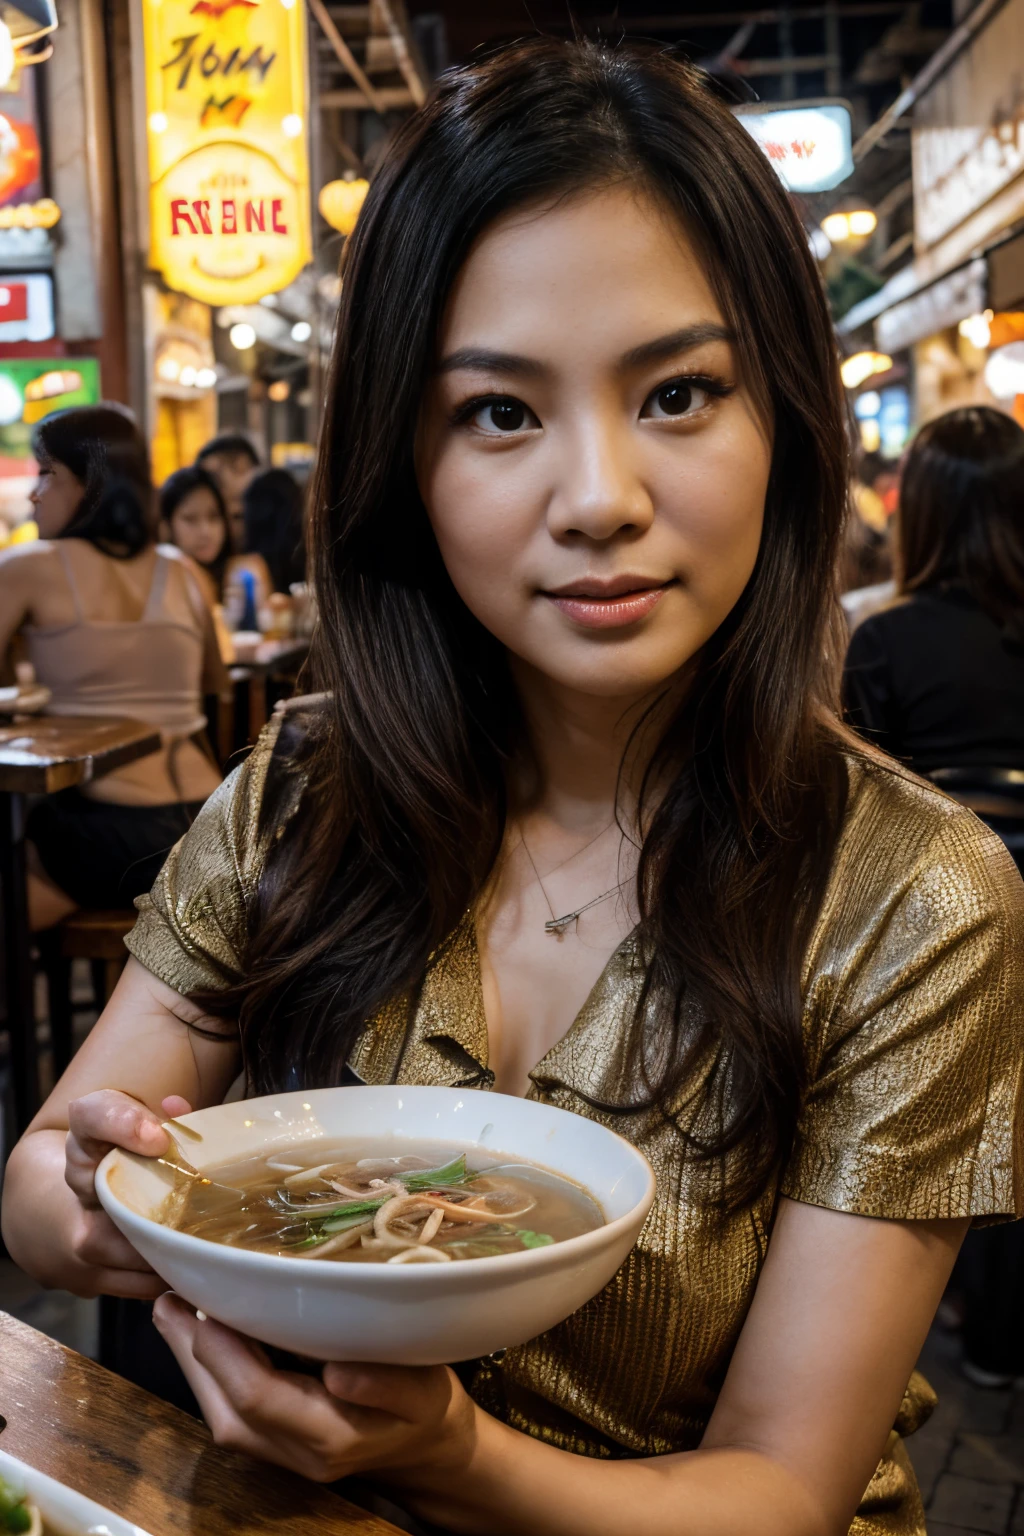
[543,575,674,630]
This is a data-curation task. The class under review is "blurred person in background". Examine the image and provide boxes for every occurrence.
[0,405,225,929]
[195,432,260,546]
[839,451,895,631]
[844,405,1024,1391]
[844,407,1024,791]
[158,465,231,609]
[241,467,306,595]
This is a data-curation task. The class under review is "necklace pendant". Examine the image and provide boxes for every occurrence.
[544,912,578,936]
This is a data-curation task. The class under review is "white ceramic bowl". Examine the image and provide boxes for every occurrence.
[96,1085,655,1365]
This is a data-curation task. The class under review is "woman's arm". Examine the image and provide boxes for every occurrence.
[1,956,240,1296]
[0,545,41,657]
[154,1195,965,1536]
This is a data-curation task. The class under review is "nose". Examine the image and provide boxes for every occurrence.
[547,414,654,543]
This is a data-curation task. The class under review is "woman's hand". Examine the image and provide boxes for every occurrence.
[152,1294,477,1486]
[58,1089,193,1298]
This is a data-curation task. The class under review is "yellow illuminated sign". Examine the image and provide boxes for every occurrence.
[142,0,311,306]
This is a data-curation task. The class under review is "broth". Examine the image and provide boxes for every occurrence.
[162,1139,604,1263]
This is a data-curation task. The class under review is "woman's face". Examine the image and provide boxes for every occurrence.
[30,457,85,539]
[167,487,226,566]
[416,184,772,702]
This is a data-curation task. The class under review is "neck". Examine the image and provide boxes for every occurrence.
[509,657,684,831]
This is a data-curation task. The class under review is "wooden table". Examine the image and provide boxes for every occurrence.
[229,639,309,747]
[0,1312,402,1535]
[0,716,161,1145]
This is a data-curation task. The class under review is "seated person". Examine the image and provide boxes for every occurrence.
[0,405,226,928]
[159,465,270,643]
[241,468,306,595]
[195,432,260,549]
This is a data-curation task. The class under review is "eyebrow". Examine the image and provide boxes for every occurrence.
[436,323,735,380]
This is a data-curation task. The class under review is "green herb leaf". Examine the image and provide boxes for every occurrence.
[4,1504,31,1533]
[401,1155,469,1190]
[515,1229,554,1249]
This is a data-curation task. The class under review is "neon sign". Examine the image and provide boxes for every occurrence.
[142,0,311,306]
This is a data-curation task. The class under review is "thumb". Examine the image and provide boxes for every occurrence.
[322,1361,454,1423]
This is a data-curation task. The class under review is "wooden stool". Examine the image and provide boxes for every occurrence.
[38,909,135,1079]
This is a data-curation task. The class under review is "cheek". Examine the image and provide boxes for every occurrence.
[654,433,768,606]
[423,451,539,619]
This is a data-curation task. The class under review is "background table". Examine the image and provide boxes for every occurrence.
[0,716,161,1148]
[0,1312,403,1535]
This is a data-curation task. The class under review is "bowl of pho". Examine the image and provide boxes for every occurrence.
[96,1085,655,1364]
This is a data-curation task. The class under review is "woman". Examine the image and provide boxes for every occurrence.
[844,407,1024,776]
[844,406,1024,1395]
[159,464,257,656]
[0,405,225,925]
[241,467,306,594]
[159,465,232,609]
[4,41,1023,1536]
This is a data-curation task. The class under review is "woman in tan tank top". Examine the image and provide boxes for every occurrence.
[0,405,225,929]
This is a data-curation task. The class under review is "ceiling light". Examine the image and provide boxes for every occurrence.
[229,322,256,351]
[268,380,290,402]
[290,320,311,343]
[847,209,878,237]
[958,312,992,349]
[985,343,1024,399]
[179,365,197,387]
[282,114,303,139]
[840,351,893,389]
[195,367,218,389]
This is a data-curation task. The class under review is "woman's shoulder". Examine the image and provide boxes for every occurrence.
[823,750,1023,950]
[787,750,1024,1222]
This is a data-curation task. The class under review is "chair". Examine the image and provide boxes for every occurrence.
[38,910,135,1078]
[927,768,1024,867]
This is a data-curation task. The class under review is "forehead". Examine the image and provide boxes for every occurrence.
[178,486,219,512]
[439,183,724,355]
[204,452,250,474]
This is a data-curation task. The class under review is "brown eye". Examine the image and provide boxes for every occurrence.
[642,380,710,420]
[655,383,692,415]
[469,396,539,434]
[488,400,525,431]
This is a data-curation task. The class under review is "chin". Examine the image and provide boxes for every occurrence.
[541,649,694,700]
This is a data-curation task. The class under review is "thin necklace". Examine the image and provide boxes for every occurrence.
[518,826,627,937]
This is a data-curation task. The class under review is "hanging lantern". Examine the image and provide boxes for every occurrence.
[318,178,369,236]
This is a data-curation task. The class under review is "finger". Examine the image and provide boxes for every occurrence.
[323,1360,454,1423]
[153,1298,360,1479]
[160,1096,193,1119]
[68,1091,170,1161]
[78,1269,168,1301]
[153,1299,268,1454]
[72,1210,158,1275]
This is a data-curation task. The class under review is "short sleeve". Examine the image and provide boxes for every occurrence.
[125,717,285,995]
[783,766,1024,1222]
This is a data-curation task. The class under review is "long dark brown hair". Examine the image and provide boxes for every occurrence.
[209,38,851,1207]
[898,405,1024,643]
[33,404,155,559]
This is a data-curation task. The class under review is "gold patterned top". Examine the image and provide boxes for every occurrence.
[126,718,1024,1536]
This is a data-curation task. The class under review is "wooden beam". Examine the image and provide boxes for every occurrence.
[374,0,426,107]
[732,53,838,76]
[307,0,387,115]
[319,85,414,109]
[621,5,907,25]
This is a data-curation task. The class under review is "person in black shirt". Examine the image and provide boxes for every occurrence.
[843,405,1024,776]
[844,404,1024,1391]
